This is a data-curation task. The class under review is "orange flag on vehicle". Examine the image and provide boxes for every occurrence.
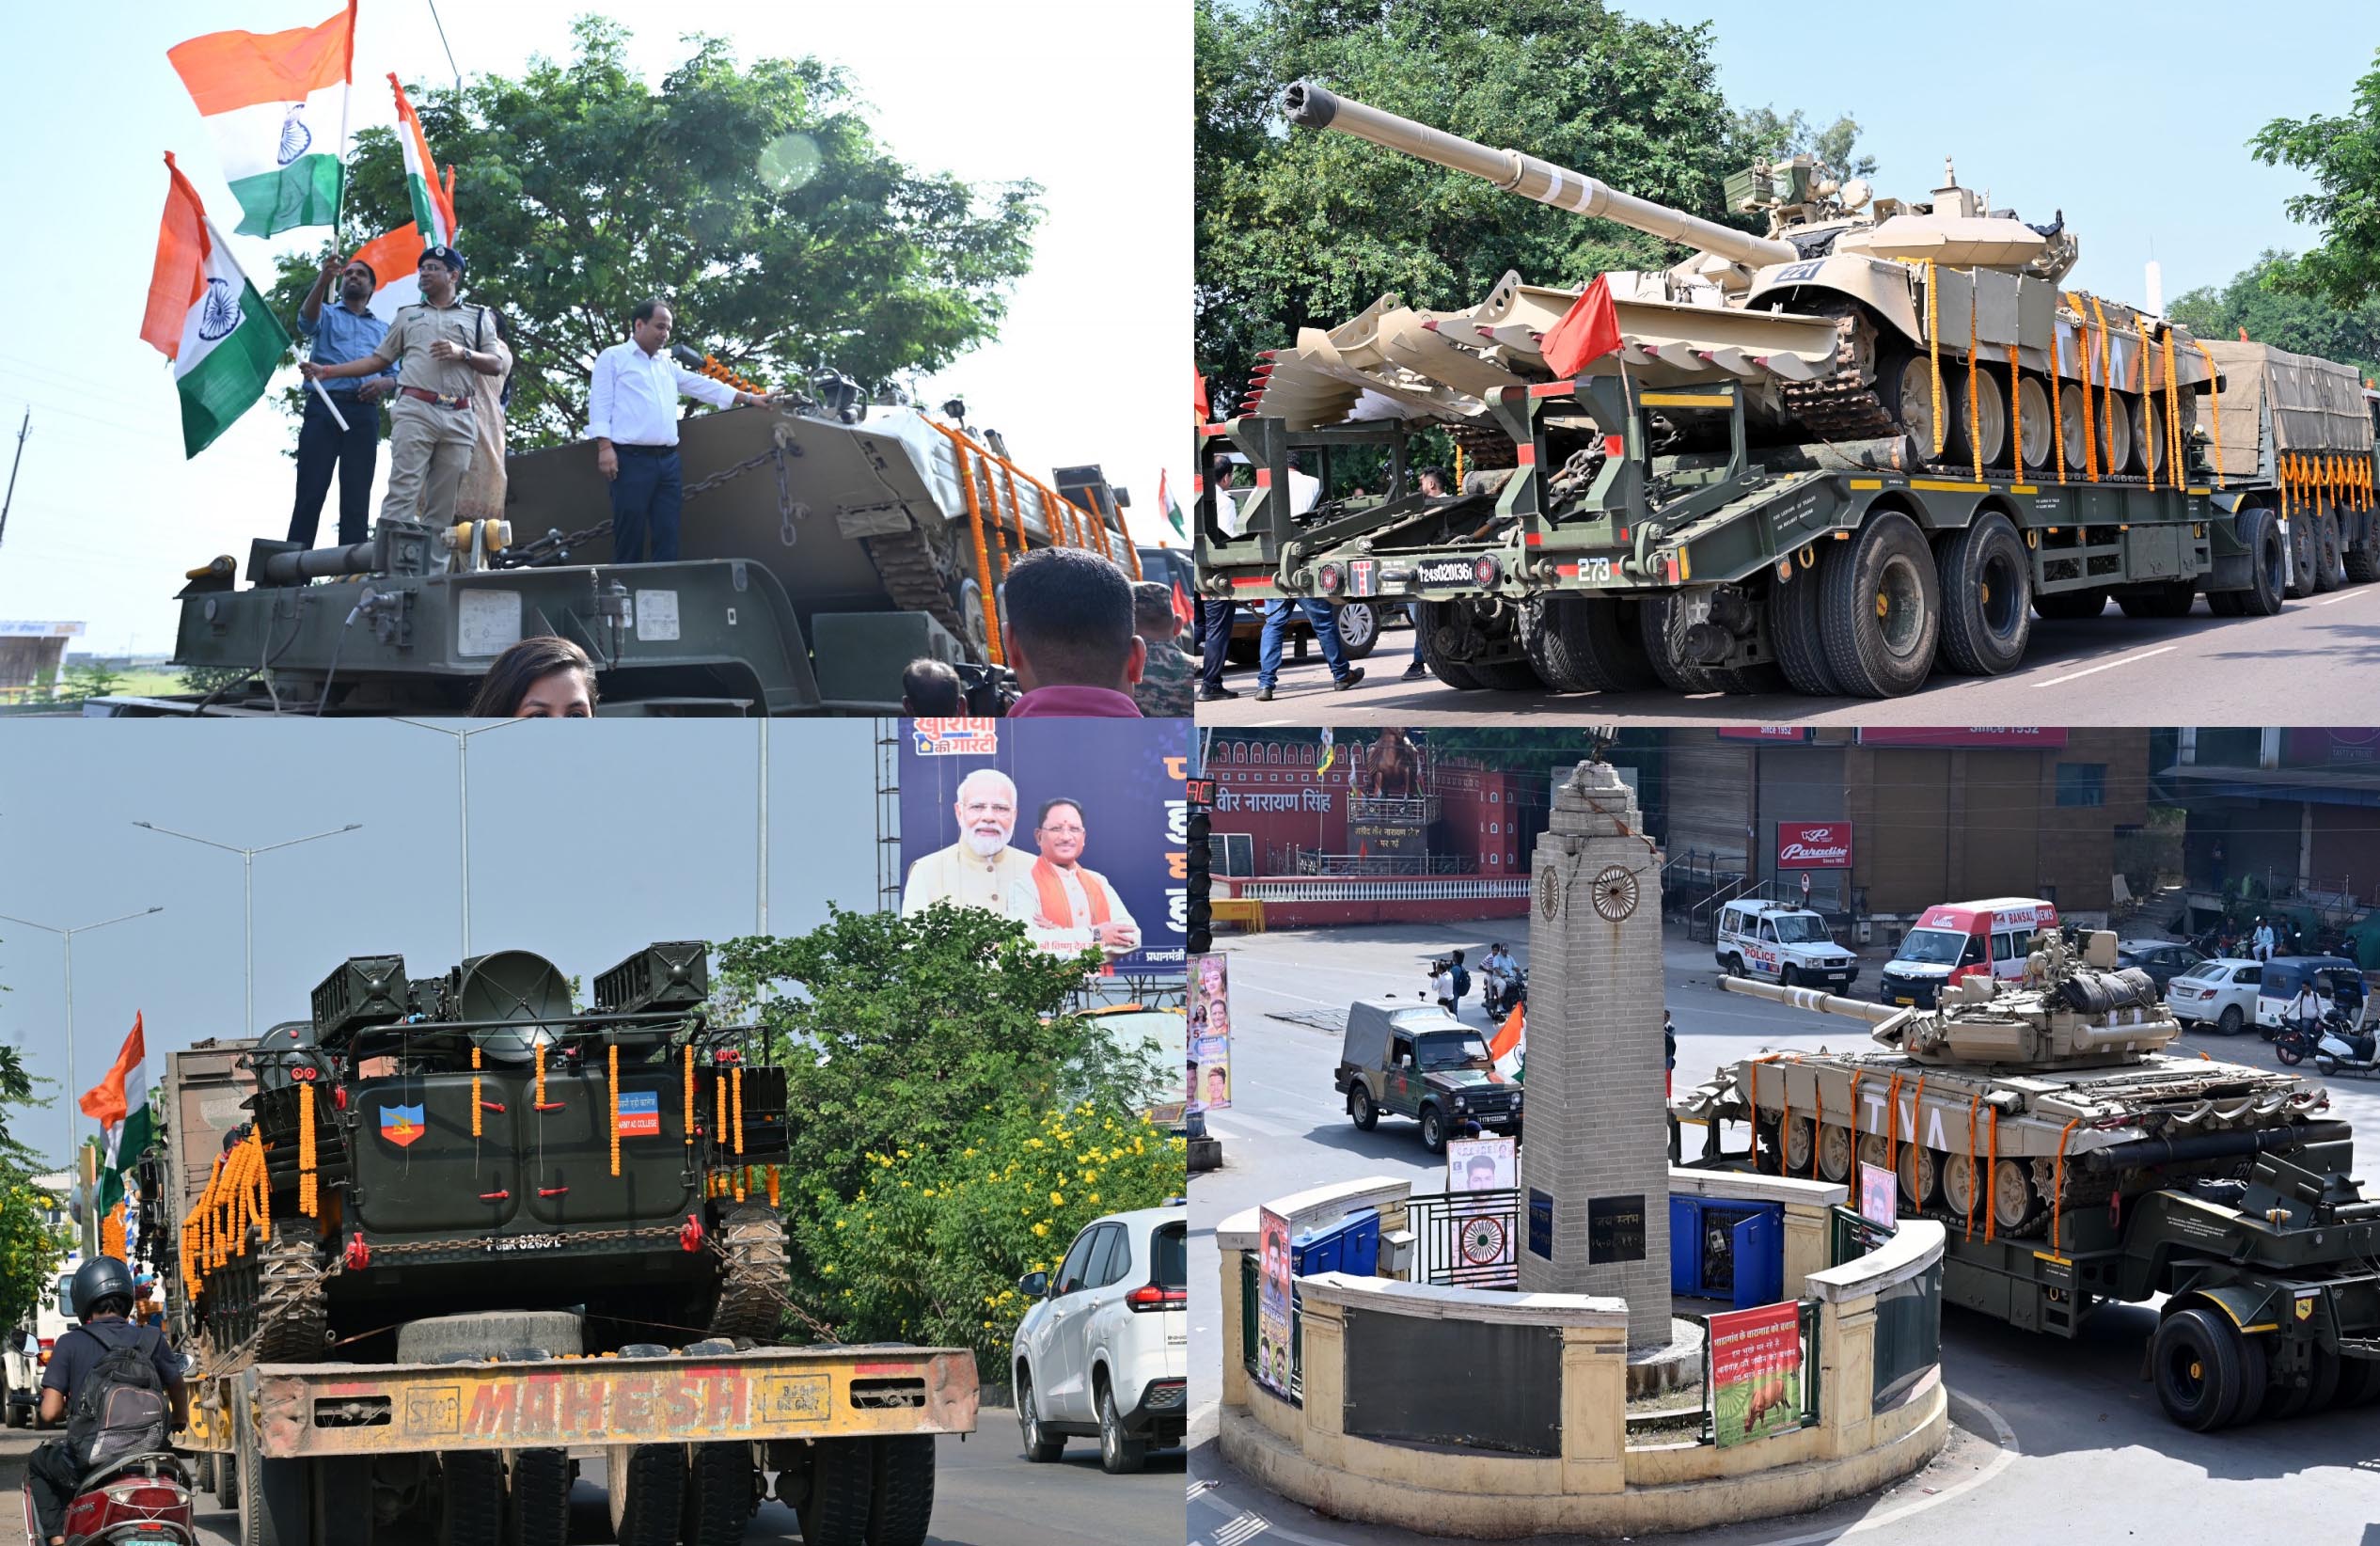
[1489,1002,1525,1063]
[1540,274,1624,379]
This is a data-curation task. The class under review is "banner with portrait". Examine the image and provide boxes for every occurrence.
[899,718,1190,975]
[1254,1206,1295,1399]
[1190,953,1231,1111]
[1445,1135,1517,1285]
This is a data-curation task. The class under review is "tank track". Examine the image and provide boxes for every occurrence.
[1777,304,1902,443]
[707,1202,793,1341]
[199,1220,328,1367]
[861,528,974,656]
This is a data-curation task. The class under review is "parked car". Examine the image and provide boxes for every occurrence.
[2114,939,2208,995]
[1714,900,1859,991]
[1222,599,1380,664]
[2253,955,2366,1037]
[1013,1203,1189,1474]
[2167,957,2262,1035]
[1333,999,1521,1152]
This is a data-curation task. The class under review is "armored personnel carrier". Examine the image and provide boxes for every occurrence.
[165,940,792,1365]
[1257,83,2214,477]
[1677,929,2330,1238]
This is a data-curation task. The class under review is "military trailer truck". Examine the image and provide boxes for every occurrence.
[1333,998,1522,1152]
[1670,931,2380,1430]
[1196,86,2379,698]
[150,942,975,1546]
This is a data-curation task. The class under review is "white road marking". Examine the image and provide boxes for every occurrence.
[1744,1386,2019,1546]
[1188,1478,1220,1501]
[1213,1510,1272,1546]
[2313,591,2361,606]
[2029,643,2177,686]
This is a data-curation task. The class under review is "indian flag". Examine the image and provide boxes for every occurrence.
[1158,468,1184,538]
[167,2,355,238]
[140,154,292,458]
[1489,1003,1525,1081]
[391,73,457,247]
[77,1015,155,1215]
[354,219,430,323]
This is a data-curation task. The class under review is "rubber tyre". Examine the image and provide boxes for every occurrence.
[2345,537,2380,585]
[2207,590,2245,616]
[1936,513,2032,675]
[1819,512,1940,697]
[2318,513,2346,592]
[310,1458,372,1546]
[2315,1052,2339,1075]
[1096,1380,1149,1475]
[396,1309,584,1363]
[2304,1346,2344,1413]
[2218,1004,2245,1036]
[236,1412,307,1546]
[2275,1036,2304,1065]
[1420,1105,1448,1154]
[681,1443,749,1546]
[2031,587,2106,621]
[1519,595,1659,693]
[1638,592,1722,693]
[1771,554,1841,694]
[800,1438,877,1546]
[2331,1352,2380,1407]
[218,1432,242,1510]
[2285,513,2316,599]
[2226,1333,2268,1429]
[2261,1361,2318,1422]
[1414,601,1486,690]
[865,1435,936,1546]
[2261,1016,2280,1042]
[606,1443,686,1546]
[1779,965,1799,988]
[1708,659,1791,695]
[1017,1370,1064,1462]
[2115,581,2197,619]
[2151,1307,2247,1431]
[440,1452,504,1546]
[1332,601,1379,659]
[508,1447,572,1546]
[1348,1087,1379,1131]
[1467,656,1549,692]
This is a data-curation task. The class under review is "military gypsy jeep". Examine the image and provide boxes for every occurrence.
[1332,998,1521,1153]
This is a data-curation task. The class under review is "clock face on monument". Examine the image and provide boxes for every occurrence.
[1589,865,1639,922]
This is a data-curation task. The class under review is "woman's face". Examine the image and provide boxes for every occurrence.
[515,668,594,718]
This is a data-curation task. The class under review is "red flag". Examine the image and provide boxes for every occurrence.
[1540,275,1623,380]
[1171,579,1194,633]
[2238,326,2250,342]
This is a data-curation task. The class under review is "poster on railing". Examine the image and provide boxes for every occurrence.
[1859,1161,1898,1229]
[1709,1301,1806,1447]
[1254,1207,1295,1398]
[1446,1136,1517,1284]
[1190,953,1231,1111]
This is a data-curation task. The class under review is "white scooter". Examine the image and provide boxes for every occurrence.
[2312,1020,2380,1078]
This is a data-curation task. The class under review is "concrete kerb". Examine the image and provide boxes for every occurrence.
[1218,1172,1950,1538]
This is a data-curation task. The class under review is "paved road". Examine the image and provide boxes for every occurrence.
[0,1416,1183,1546]
[1195,584,2380,725]
[1186,923,2380,1546]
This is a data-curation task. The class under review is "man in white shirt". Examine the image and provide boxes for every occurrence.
[587,298,778,561]
[2251,918,2277,961]
[2289,979,2325,1041]
[902,768,1038,917]
[1005,797,1141,958]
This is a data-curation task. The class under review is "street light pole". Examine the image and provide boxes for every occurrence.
[394,718,528,958]
[0,905,165,1160]
[132,822,364,1034]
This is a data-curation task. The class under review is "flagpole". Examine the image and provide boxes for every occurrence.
[0,907,164,1162]
[334,0,356,234]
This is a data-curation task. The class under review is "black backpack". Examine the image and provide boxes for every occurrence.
[64,1322,169,1471]
[1453,964,1471,999]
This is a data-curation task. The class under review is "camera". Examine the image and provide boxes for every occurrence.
[954,659,1020,716]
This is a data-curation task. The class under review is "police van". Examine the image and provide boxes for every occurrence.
[1713,901,1859,991]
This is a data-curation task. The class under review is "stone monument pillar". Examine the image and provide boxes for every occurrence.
[1516,759,1671,1347]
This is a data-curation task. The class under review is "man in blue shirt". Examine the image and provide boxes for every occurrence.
[290,252,396,549]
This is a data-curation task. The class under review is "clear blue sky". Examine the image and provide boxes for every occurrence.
[0,718,882,1166]
[1622,0,2369,305]
[0,1,1191,656]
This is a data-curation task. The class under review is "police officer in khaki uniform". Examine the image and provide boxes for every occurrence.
[301,245,505,536]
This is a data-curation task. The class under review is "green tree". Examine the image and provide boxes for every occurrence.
[2248,52,2380,310]
[59,662,128,702]
[1730,105,1876,181]
[0,994,66,1332]
[264,17,1042,449]
[2170,250,2380,382]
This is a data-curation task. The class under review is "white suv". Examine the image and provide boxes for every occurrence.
[1715,901,1859,992]
[1012,1203,1188,1474]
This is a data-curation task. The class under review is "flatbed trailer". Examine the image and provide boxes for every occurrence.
[177,1341,974,1546]
[1195,364,2374,698]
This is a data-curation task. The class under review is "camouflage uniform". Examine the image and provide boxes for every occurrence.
[1134,639,1196,718]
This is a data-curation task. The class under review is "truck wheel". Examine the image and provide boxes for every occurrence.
[2030,586,2106,620]
[1420,1106,1448,1154]
[1017,1368,1065,1461]
[2115,582,2197,619]
[309,1458,373,1546]
[2315,513,2344,592]
[1469,656,1550,692]
[1096,1378,1150,1475]
[1414,601,1487,689]
[218,1434,242,1509]
[605,1443,686,1546]
[1936,513,2032,675]
[1348,1087,1379,1131]
[2332,1351,2380,1407]
[2303,1345,2344,1412]
[438,1452,504,1546]
[1637,592,1721,693]
[1819,512,1940,697]
[235,1404,307,1546]
[2207,590,2244,616]
[2218,1004,2245,1035]
[1519,595,1658,694]
[2260,1360,2317,1422]
[868,1435,937,1546]
[2151,1308,2249,1430]
[1771,557,1843,695]
[801,1438,878,1546]
[2226,1331,2267,1429]
[508,1448,574,1546]
[2345,536,2380,585]
[2285,513,2316,598]
[681,1442,750,1546]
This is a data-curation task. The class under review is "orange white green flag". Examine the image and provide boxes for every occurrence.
[140,154,292,458]
[390,74,458,247]
[166,2,355,238]
[78,1014,153,1213]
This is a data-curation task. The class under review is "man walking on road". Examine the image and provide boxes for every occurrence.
[287,252,395,549]
[588,298,777,562]
[1255,597,1364,702]
[1196,598,1237,702]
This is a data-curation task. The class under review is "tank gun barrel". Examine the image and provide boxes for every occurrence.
[1717,974,1903,1024]
[2079,1121,2350,1175]
[258,539,379,585]
[1281,81,1797,272]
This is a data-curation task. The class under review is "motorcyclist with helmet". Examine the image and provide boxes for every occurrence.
[28,1255,188,1546]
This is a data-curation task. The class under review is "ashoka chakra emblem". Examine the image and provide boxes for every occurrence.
[276,104,313,166]
[1537,865,1561,920]
[196,277,241,342]
[1459,1214,1506,1266]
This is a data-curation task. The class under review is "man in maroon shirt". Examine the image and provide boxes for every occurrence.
[1001,548,1146,718]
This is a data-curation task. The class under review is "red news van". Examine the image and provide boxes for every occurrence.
[1877,897,2060,1009]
